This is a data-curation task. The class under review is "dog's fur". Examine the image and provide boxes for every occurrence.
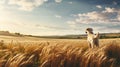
[85,28,99,48]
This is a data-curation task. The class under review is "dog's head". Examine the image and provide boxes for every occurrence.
[85,28,93,34]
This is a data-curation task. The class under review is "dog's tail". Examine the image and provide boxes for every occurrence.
[95,32,99,38]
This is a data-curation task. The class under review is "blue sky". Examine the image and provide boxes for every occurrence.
[0,0,120,35]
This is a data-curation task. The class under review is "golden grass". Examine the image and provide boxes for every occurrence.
[0,39,119,67]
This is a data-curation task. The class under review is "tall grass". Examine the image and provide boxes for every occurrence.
[0,40,119,67]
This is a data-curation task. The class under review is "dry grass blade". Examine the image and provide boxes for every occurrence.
[0,40,119,67]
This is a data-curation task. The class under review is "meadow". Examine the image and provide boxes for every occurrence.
[0,35,120,67]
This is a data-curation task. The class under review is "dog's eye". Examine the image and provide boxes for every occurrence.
[85,32,87,33]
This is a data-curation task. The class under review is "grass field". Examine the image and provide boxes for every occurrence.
[0,35,120,67]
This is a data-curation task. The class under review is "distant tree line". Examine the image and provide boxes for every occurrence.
[14,33,23,36]
[0,30,23,37]
[100,34,120,39]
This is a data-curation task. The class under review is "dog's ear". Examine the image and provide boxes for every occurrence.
[86,28,93,32]
[95,32,99,38]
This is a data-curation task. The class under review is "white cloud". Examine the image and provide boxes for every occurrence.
[7,0,63,11]
[76,11,111,24]
[55,15,62,19]
[96,5,102,9]
[35,24,68,30]
[44,0,48,2]
[68,2,73,4]
[8,0,47,11]
[117,13,120,21]
[66,7,120,33]
[70,7,120,24]
[113,1,117,5]
[103,7,116,13]
[55,0,62,3]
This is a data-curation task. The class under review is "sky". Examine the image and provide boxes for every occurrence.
[0,0,120,36]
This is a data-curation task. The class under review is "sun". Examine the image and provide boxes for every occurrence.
[0,8,14,31]
[0,8,12,22]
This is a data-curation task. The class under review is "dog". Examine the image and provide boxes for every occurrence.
[85,28,99,48]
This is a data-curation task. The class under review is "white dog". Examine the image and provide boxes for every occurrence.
[85,28,99,48]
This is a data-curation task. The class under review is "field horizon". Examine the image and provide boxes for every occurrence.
[0,30,120,39]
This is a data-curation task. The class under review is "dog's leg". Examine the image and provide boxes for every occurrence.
[88,42,92,48]
[91,40,94,48]
[94,39,99,47]
[91,43,94,48]
[97,39,99,47]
